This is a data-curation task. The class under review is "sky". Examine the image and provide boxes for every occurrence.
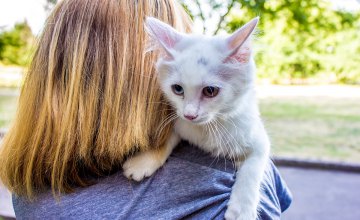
[0,0,359,35]
[0,0,48,35]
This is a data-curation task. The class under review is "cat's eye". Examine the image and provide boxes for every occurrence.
[171,84,184,96]
[202,86,219,98]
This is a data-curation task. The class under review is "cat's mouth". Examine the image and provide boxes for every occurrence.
[183,116,210,125]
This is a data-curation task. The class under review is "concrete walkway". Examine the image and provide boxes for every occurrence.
[0,184,14,218]
[279,166,360,220]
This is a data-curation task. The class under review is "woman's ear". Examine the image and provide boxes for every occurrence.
[145,17,184,59]
[224,17,259,63]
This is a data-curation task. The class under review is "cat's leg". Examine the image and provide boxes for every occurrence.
[123,132,180,181]
[224,135,270,220]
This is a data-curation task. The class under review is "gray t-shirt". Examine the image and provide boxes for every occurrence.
[13,142,292,219]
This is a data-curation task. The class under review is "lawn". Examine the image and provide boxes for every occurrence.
[260,97,360,163]
[0,86,359,163]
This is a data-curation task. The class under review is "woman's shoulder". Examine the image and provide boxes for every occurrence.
[13,142,291,219]
[13,143,231,219]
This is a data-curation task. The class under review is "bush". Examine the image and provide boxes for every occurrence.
[0,21,35,67]
[224,0,360,84]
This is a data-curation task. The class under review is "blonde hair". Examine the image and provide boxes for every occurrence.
[0,0,191,198]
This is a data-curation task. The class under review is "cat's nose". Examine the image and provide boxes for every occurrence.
[184,114,198,121]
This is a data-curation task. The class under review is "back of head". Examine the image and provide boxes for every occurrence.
[0,0,191,198]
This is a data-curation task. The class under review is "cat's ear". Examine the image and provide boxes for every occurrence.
[145,17,183,59]
[224,17,259,63]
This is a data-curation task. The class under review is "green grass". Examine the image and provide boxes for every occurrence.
[0,88,359,163]
[260,97,360,162]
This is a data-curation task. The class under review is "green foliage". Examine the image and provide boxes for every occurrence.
[0,21,35,67]
[182,0,360,84]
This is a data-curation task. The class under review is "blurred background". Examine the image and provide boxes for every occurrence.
[0,0,359,219]
[180,0,360,163]
[2,0,359,162]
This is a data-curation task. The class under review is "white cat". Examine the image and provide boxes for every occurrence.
[123,17,270,220]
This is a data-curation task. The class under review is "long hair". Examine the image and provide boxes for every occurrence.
[0,0,191,198]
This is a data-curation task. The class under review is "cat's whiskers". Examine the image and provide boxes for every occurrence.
[210,121,226,160]
[157,109,177,112]
[213,114,248,164]
[206,121,220,157]
[205,123,222,167]
[209,120,227,161]
[212,118,237,168]
[209,119,234,166]
[215,112,242,132]
[210,119,232,169]
[148,101,175,107]
[157,113,178,135]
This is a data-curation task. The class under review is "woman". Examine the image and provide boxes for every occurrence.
[0,0,291,219]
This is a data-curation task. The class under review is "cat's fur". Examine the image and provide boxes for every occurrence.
[123,17,270,220]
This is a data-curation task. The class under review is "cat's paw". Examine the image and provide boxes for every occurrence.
[123,151,163,181]
[224,204,257,220]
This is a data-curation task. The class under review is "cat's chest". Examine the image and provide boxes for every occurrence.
[174,120,209,147]
[174,119,249,156]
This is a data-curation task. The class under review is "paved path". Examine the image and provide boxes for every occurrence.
[0,183,14,218]
[279,166,360,220]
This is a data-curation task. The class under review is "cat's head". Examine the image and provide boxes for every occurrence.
[146,17,258,124]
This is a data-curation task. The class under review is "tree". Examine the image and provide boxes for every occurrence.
[0,21,35,66]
